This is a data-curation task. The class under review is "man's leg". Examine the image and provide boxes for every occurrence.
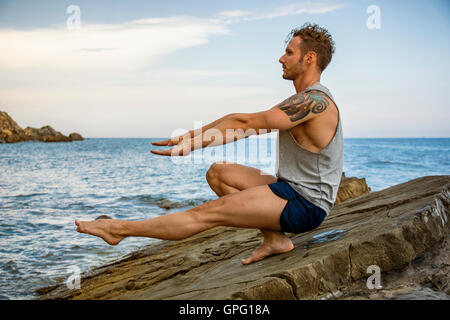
[76,185,287,241]
[205,162,293,264]
[75,162,294,264]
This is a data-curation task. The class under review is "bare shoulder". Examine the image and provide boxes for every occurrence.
[287,91,339,151]
[261,89,337,133]
[275,90,333,123]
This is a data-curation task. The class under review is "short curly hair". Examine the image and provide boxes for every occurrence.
[286,23,335,72]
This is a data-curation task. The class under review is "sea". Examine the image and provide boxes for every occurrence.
[0,137,449,299]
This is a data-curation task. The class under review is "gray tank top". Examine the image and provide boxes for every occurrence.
[275,83,343,215]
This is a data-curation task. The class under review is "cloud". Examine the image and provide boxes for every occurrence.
[78,48,119,52]
[159,69,251,78]
[0,16,229,71]
[217,10,253,19]
[0,2,345,71]
[216,1,345,23]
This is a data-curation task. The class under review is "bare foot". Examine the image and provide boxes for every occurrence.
[75,219,125,245]
[241,232,294,265]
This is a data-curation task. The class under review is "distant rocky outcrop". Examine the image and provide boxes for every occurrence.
[0,111,83,143]
[24,126,72,142]
[68,133,83,141]
[0,111,31,143]
[38,175,450,300]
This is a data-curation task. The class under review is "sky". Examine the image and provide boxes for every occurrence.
[0,0,449,138]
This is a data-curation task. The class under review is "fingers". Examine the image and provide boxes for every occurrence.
[150,146,190,157]
[151,135,185,146]
[151,140,170,146]
[150,149,178,156]
[150,149,171,156]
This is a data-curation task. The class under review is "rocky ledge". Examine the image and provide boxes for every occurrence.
[38,175,449,300]
[0,111,83,143]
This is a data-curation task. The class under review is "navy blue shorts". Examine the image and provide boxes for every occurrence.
[268,178,327,234]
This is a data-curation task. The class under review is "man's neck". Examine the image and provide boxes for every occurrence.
[293,73,321,93]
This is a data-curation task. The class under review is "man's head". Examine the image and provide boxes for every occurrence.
[279,23,335,80]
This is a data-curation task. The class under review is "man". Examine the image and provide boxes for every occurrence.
[75,23,343,265]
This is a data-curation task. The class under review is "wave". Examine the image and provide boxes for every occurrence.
[6,192,48,199]
[368,160,426,168]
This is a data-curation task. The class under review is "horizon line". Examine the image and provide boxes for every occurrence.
[81,136,450,139]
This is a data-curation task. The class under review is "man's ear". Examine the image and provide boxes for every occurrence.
[305,51,317,64]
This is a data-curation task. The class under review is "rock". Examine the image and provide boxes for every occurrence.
[0,110,83,143]
[331,228,450,299]
[125,280,136,291]
[69,133,83,141]
[95,215,112,220]
[157,199,178,210]
[335,172,371,205]
[0,111,33,143]
[24,126,71,142]
[156,199,192,210]
[38,175,450,300]
[24,125,58,137]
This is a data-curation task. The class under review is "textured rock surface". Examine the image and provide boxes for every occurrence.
[335,172,371,205]
[39,175,450,300]
[337,233,450,300]
[0,111,32,143]
[24,126,72,142]
[69,133,84,141]
[0,111,83,143]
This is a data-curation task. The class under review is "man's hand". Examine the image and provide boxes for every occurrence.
[150,139,192,157]
[151,133,190,147]
[151,132,192,156]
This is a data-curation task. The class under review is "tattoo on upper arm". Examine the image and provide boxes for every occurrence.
[276,91,329,122]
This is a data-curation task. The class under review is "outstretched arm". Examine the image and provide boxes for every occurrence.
[151,113,237,147]
[150,90,330,156]
[150,113,262,156]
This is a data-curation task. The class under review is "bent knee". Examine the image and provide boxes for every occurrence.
[206,161,233,183]
[205,163,218,183]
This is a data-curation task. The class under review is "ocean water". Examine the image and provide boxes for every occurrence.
[0,137,449,299]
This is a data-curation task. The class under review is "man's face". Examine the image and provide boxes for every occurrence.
[279,36,304,80]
